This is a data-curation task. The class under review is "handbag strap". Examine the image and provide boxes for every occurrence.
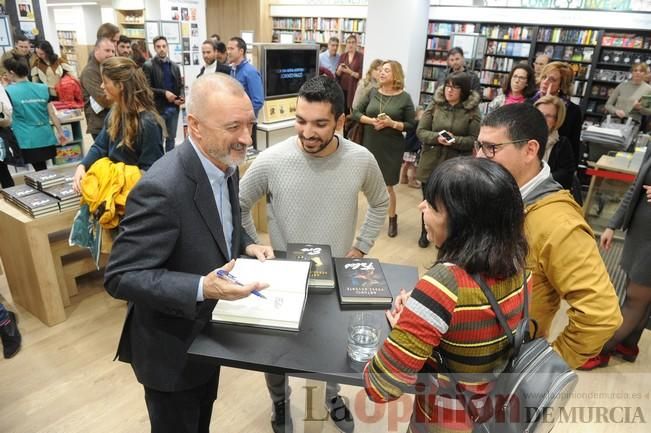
[470,272,528,356]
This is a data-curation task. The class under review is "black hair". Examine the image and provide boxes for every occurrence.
[36,40,58,64]
[118,35,131,45]
[298,75,345,121]
[482,103,548,160]
[502,63,536,98]
[229,37,247,55]
[328,36,340,44]
[445,71,472,102]
[14,34,28,44]
[215,42,226,54]
[153,35,168,46]
[425,157,528,279]
[3,57,30,78]
[210,34,220,41]
[448,47,464,57]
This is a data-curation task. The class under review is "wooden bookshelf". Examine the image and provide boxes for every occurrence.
[271,16,365,47]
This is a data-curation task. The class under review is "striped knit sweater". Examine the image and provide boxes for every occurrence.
[363,262,530,433]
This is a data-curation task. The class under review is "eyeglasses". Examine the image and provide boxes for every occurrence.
[474,139,528,158]
[445,84,461,90]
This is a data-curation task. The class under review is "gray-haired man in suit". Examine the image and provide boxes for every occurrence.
[104,73,274,433]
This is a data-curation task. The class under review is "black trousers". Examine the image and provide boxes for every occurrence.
[144,371,219,433]
[0,161,14,188]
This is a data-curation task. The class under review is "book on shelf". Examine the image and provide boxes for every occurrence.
[287,243,335,290]
[211,258,311,331]
[334,257,392,307]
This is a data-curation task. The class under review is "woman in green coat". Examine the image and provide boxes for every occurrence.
[415,72,481,247]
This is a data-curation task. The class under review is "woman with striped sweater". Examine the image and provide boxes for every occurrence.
[364,157,530,432]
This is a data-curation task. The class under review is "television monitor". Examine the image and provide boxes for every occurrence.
[264,47,318,99]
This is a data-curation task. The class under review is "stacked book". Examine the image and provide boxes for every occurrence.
[24,169,73,190]
[1,185,61,218]
[2,168,80,217]
[43,182,80,211]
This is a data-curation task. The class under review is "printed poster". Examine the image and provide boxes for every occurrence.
[16,0,34,21]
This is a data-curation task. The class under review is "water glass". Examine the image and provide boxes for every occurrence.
[347,312,381,363]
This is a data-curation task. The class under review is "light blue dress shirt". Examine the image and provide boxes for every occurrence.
[319,51,340,76]
[190,139,237,301]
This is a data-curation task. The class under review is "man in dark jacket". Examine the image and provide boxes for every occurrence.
[437,47,481,93]
[143,36,184,152]
[80,37,115,139]
[104,73,273,433]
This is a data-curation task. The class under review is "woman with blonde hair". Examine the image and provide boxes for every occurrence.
[352,59,415,237]
[73,56,165,191]
[529,61,582,167]
[352,58,383,110]
[534,95,575,189]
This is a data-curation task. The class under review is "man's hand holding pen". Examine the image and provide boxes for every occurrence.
[203,260,269,301]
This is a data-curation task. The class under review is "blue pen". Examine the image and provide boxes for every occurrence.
[216,269,267,299]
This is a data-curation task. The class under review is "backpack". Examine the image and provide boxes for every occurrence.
[442,273,578,433]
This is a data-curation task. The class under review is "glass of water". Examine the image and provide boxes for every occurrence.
[347,312,381,363]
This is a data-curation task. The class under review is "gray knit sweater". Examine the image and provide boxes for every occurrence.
[239,135,389,256]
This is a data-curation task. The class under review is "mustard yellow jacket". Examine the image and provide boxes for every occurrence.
[81,157,141,229]
[525,189,622,368]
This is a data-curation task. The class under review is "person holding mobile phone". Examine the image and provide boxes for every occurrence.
[415,72,481,247]
[352,60,416,238]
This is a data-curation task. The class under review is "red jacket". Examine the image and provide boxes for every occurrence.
[53,75,84,109]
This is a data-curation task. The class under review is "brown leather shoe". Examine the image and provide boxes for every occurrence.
[388,215,398,237]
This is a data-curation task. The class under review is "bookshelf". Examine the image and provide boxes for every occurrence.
[116,9,145,40]
[479,24,535,103]
[57,30,78,75]
[420,21,476,106]
[271,17,365,47]
[585,31,651,121]
[417,20,651,119]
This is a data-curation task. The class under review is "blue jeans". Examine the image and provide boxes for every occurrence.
[161,107,180,152]
[0,303,8,322]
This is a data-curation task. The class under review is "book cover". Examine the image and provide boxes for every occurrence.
[287,243,335,289]
[562,46,573,61]
[211,258,311,331]
[1,184,38,202]
[334,257,392,307]
[42,182,80,201]
[552,46,564,60]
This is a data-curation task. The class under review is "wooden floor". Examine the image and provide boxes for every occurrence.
[0,184,649,433]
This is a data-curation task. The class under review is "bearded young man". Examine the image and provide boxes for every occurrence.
[238,75,388,433]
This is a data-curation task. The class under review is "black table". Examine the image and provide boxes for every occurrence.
[188,263,419,387]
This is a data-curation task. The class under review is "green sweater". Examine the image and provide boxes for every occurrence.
[605,80,651,123]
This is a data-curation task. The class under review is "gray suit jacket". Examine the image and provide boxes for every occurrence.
[104,140,254,392]
[608,146,651,231]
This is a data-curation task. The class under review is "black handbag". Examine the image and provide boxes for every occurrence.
[442,273,578,433]
[0,126,23,166]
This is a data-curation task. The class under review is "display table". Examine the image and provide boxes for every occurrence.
[0,199,88,326]
[189,262,419,432]
[582,154,639,218]
[256,119,295,150]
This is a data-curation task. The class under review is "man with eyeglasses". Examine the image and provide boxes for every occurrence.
[104,73,274,433]
[239,75,388,433]
[475,103,622,369]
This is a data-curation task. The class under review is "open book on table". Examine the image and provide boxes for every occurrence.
[211,258,311,331]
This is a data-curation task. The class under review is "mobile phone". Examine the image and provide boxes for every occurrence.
[439,130,455,143]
